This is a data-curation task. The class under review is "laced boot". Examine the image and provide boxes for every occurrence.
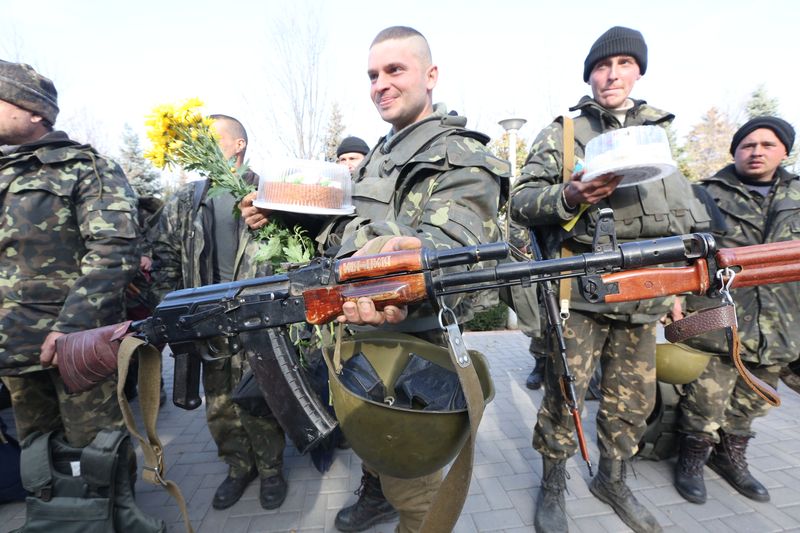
[589,457,662,533]
[674,434,713,504]
[707,431,769,502]
[526,357,547,390]
[334,468,397,532]
[534,457,568,533]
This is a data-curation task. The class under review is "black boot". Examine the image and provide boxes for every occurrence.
[212,468,257,510]
[260,473,288,510]
[334,468,397,532]
[674,434,713,504]
[707,431,769,502]
[534,457,568,533]
[589,457,662,533]
[526,357,547,390]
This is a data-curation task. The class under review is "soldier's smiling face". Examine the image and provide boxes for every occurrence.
[0,99,43,145]
[734,128,788,182]
[589,55,641,109]
[367,36,438,132]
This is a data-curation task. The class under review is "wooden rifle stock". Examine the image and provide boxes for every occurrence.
[599,240,800,303]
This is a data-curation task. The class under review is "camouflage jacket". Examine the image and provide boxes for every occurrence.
[684,165,800,365]
[509,96,711,322]
[318,105,510,327]
[150,173,261,298]
[0,131,139,375]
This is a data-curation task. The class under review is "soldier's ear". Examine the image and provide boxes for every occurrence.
[30,114,44,124]
[425,65,438,91]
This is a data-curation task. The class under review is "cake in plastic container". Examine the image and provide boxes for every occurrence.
[582,125,677,188]
[254,159,355,215]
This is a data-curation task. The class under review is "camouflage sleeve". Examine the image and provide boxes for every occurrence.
[53,158,139,332]
[149,192,186,299]
[510,121,578,227]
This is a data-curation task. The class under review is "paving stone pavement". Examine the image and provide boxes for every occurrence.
[2,330,799,532]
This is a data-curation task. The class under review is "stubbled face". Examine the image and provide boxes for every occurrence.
[589,55,641,109]
[338,152,365,173]
[367,37,437,131]
[0,99,41,145]
[734,128,788,182]
[211,120,244,163]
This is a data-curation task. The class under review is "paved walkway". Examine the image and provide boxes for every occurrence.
[2,330,799,532]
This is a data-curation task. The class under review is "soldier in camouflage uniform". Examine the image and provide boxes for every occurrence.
[674,117,800,505]
[244,26,508,533]
[509,27,711,533]
[150,115,289,511]
[0,61,139,448]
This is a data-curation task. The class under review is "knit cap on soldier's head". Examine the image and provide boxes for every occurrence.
[730,116,795,156]
[337,136,370,157]
[583,26,648,82]
[0,60,59,124]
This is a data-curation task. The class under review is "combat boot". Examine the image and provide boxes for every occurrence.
[526,357,547,390]
[334,468,397,532]
[534,456,568,533]
[589,457,662,533]
[674,434,713,504]
[707,430,769,502]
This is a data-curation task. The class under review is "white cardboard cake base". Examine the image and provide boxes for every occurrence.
[582,162,676,188]
[253,199,355,216]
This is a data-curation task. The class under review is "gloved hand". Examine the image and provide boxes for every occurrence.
[55,321,133,393]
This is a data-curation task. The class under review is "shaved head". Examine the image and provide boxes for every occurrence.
[209,114,248,145]
[371,26,432,67]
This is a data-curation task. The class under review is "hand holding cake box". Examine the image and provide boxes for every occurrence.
[582,125,677,188]
[254,159,355,215]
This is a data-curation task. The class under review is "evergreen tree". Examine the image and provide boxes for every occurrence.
[322,102,345,162]
[745,85,780,120]
[488,132,528,172]
[682,107,736,181]
[119,124,162,198]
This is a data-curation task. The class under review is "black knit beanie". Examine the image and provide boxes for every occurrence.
[583,26,648,82]
[337,136,369,157]
[730,116,795,156]
[0,60,59,124]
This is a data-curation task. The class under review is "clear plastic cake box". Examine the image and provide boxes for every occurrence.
[254,158,355,215]
[582,125,677,188]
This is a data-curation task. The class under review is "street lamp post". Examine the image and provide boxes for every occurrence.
[498,118,527,330]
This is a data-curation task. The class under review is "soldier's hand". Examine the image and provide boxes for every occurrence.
[564,169,624,207]
[40,331,66,367]
[240,191,270,230]
[336,236,420,325]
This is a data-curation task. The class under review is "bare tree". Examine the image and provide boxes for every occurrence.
[260,10,329,160]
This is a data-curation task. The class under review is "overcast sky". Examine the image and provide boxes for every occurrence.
[3,0,797,174]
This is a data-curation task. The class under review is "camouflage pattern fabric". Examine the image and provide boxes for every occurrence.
[150,171,285,478]
[684,165,800,365]
[321,104,510,325]
[532,309,657,459]
[0,61,59,124]
[680,355,782,439]
[1,370,123,448]
[202,345,285,478]
[0,131,139,375]
[509,97,712,322]
[0,131,136,446]
[679,164,800,441]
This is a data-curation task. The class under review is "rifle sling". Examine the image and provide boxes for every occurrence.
[664,305,780,406]
[117,336,195,533]
[559,116,575,318]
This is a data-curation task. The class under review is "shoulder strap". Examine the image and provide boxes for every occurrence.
[19,431,54,495]
[117,337,195,532]
[192,179,208,218]
[81,429,126,490]
[559,116,575,321]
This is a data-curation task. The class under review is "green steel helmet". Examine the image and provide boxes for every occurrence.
[323,330,494,479]
[656,342,712,384]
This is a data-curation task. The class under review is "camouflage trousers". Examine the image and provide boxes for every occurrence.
[679,355,782,439]
[1,368,124,448]
[363,463,442,533]
[202,349,285,479]
[533,310,657,460]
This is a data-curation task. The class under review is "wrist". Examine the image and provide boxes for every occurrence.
[562,186,577,210]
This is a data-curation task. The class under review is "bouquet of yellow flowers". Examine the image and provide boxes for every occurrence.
[144,98,314,268]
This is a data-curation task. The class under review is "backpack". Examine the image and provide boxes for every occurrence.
[14,429,165,533]
[0,416,26,503]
